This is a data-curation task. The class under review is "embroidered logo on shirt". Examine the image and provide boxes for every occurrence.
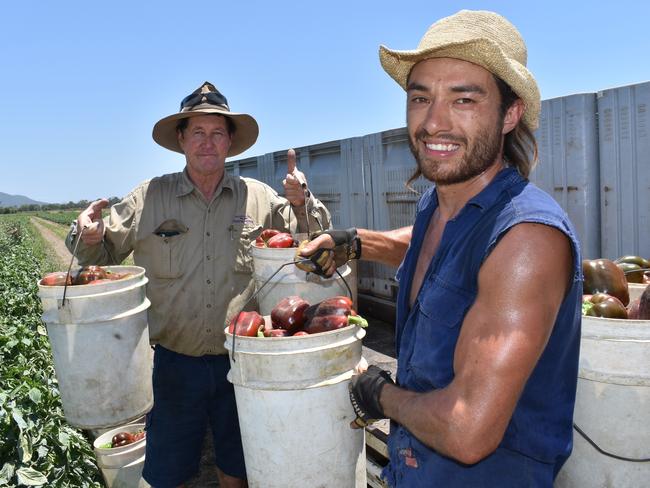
[232,215,254,225]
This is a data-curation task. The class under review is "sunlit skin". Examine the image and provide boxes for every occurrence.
[406,57,509,186]
[406,57,523,306]
[178,114,232,202]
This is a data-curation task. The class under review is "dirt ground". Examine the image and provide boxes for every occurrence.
[30,217,77,269]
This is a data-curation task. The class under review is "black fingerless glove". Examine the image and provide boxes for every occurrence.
[348,365,394,426]
[322,228,361,260]
[295,228,361,276]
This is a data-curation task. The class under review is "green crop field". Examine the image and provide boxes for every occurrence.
[33,211,81,227]
[0,215,103,487]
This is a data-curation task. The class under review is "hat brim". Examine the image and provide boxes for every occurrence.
[379,39,540,130]
[152,106,259,157]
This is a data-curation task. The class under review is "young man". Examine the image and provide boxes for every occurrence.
[301,10,582,486]
[68,82,331,487]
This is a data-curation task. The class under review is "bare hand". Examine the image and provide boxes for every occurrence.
[77,198,109,245]
[282,148,307,206]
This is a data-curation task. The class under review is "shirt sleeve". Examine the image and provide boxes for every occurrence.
[65,189,140,266]
[269,190,332,234]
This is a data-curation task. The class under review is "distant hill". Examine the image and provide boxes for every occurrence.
[0,192,49,208]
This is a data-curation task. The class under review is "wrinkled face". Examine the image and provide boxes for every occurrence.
[406,57,512,185]
[178,114,232,179]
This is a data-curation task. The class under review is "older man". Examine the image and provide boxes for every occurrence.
[302,10,582,487]
[68,82,331,487]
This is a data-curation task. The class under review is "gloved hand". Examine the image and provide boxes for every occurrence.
[348,365,394,427]
[295,228,361,276]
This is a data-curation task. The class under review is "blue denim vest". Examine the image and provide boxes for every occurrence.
[383,168,582,487]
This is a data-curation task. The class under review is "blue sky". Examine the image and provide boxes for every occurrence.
[2,0,648,203]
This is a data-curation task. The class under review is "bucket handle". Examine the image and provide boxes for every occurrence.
[229,259,353,361]
[62,224,86,307]
[574,423,650,462]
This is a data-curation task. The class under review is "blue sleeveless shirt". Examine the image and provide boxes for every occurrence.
[383,168,582,487]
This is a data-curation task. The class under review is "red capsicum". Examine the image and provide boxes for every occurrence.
[303,296,368,334]
[582,259,630,306]
[228,311,265,337]
[267,233,295,248]
[271,296,310,333]
[255,229,281,247]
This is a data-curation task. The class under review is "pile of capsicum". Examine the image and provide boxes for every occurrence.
[254,229,297,248]
[228,295,368,337]
[582,256,650,320]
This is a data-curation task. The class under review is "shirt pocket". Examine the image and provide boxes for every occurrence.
[232,223,262,274]
[140,220,189,279]
[408,277,474,390]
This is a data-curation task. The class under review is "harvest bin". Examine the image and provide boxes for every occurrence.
[225,324,367,488]
[38,266,153,429]
[555,315,650,486]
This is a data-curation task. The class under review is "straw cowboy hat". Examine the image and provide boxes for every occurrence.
[152,81,259,157]
[379,10,540,130]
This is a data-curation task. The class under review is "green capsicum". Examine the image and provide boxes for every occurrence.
[616,262,645,284]
[615,255,650,269]
[582,259,630,306]
[615,255,650,284]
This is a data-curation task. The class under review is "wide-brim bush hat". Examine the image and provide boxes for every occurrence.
[152,81,259,157]
[379,9,540,130]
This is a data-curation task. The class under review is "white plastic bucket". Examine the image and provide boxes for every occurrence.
[93,423,146,469]
[555,315,650,487]
[92,423,149,487]
[251,245,358,315]
[98,456,149,488]
[38,266,153,429]
[225,324,367,488]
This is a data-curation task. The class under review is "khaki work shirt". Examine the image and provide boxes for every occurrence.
[67,169,331,356]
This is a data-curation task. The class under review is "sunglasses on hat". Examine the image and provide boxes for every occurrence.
[180,91,228,111]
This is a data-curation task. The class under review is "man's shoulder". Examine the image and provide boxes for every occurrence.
[144,171,186,192]
[509,181,567,219]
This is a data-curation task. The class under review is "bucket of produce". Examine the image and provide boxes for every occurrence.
[93,423,149,487]
[251,229,357,315]
[556,259,650,486]
[38,265,153,429]
[224,295,368,488]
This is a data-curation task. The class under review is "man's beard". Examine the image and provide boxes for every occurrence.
[408,124,503,186]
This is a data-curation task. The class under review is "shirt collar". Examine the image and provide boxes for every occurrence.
[177,167,236,198]
[465,166,524,211]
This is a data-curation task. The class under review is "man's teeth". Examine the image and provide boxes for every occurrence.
[426,143,459,151]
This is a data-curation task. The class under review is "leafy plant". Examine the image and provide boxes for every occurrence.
[0,216,102,487]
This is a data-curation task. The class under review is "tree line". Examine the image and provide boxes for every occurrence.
[0,197,121,214]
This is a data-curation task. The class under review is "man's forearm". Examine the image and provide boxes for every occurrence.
[380,379,506,465]
[358,226,412,267]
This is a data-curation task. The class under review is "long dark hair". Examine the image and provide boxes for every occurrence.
[495,76,538,179]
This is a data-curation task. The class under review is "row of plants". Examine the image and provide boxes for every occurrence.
[0,215,102,487]
[32,211,80,227]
